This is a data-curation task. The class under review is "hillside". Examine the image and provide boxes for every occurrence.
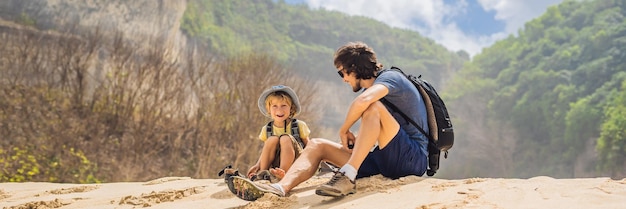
[445,0,626,179]
[182,0,468,85]
[0,0,187,47]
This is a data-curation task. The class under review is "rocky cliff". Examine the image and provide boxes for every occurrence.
[0,0,187,51]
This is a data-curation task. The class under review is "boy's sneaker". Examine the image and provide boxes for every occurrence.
[315,171,356,197]
[231,176,285,201]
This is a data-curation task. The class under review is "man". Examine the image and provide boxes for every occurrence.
[231,41,429,201]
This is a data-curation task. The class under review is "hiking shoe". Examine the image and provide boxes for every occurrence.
[218,165,237,182]
[231,176,285,201]
[318,161,340,175]
[218,165,244,195]
[315,172,356,197]
[254,170,280,183]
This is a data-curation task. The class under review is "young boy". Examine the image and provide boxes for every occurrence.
[247,85,311,181]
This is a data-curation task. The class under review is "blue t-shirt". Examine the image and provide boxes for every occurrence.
[374,69,429,156]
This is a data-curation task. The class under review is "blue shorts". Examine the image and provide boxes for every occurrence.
[357,128,427,179]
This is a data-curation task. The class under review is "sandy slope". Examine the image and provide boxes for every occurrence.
[1,175,625,209]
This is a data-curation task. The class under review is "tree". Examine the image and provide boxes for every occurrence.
[597,79,626,178]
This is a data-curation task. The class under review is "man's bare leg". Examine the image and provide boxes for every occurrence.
[346,101,400,170]
[275,138,351,193]
[314,102,400,196]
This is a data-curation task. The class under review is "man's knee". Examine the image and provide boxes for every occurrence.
[302,138,327,153]
[362,101,386,120]
[302,138,340,154]
[303,138,319,149]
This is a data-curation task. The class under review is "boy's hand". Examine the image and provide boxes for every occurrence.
[247,164,260,178]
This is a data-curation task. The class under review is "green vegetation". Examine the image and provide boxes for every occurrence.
[446,0,626,178]
[0,146,98,183]
[181,0,467,86]
[597,79,626,176]
[17,12,36,26]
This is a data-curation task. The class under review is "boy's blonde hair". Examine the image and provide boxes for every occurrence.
[265,91,296,117]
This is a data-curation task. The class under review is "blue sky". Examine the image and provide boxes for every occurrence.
[283,0,565,56]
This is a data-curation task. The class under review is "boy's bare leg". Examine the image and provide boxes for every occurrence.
[259,136,279,171]
[278,135,296,171]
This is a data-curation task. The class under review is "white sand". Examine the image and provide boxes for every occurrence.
[1,175,625,209]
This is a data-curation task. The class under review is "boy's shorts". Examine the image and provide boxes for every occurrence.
[271,134,304,168]
[356,128,427,179]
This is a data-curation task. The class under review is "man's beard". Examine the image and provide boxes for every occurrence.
[352,79,363,92]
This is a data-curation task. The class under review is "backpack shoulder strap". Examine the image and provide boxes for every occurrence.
[290,118,300,138]
[290,118,307,148]
[389,66,405,74]
[381,66,437,143]
[266,121,274,137]
[380,98,432,142]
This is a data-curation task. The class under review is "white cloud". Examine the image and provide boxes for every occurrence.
[478,0,565,34]
[304,0,564,56]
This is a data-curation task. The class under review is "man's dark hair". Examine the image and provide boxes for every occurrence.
[333,42,383,79]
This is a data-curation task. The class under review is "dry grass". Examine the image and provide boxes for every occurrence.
[0,23,319,183]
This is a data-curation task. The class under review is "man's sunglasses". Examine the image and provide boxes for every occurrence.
[337,69,346,78]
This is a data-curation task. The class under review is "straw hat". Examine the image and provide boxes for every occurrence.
[257,85,301,118]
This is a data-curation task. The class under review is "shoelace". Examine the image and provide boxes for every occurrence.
[326,171,345,186]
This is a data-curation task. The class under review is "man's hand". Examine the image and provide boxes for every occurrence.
[339,130,356,153]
